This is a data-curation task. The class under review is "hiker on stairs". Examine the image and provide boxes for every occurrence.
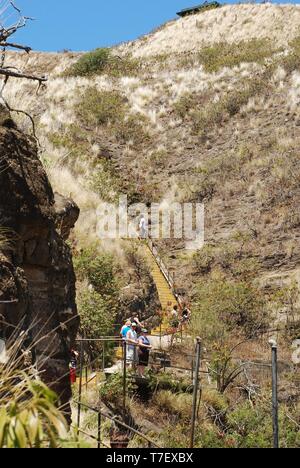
[170,304,180,329]
[181,305,192,325]
[139,214,148,239]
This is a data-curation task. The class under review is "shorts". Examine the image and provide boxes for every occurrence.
[138,351,150,367]
[127,347,137,363]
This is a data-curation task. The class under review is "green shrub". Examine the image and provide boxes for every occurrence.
[280,36,300,74]
[76,87,150,146]
[89,161,121,203]
[153,390,193,420]
[74,247,119,299]
[75,247,119,352]
[193,244,216,274]
[48,124,89,161]
[198,39,278,73]
[148,371,192,394]
[173,93,197,119]
[68,48,111,76]
[76,88,126,127]
[193,272,269,340]
[99,372,136,406]
[64,48,140,77]
[192,76,266,137]
[114,113,150,146]
[78,289,115,340]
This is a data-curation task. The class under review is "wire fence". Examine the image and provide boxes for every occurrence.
[72,331,295,449]
[73,400,161,449]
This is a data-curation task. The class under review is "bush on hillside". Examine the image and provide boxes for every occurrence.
[64,48,140,77]
[78,289,115,340]
[192,76,267,137]
[74,247,119,299]
[76,87,150,146]
[280,36,300,74]
[174,75,268,139]
[198,39,279,73]
[75,247,119,355]
[192,272,269,340]
[76,88,126,126]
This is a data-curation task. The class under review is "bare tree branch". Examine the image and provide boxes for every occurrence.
[0,68,47,82]
[0,41,31,52]
[0,2,48,140]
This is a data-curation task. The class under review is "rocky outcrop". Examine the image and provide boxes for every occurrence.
[0,106,79,421]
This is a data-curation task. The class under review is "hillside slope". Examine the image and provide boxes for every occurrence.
[3,2,300,309]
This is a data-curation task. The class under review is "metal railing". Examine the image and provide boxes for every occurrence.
[147,238,176,292]
[74,400,161,449]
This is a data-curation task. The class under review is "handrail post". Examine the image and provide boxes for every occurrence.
[190,337,201,449]
[123,340,127,414]
[77,340,84,429]
[270,340,279,449]
[97,412,101,449]
[85,365,88,392]
[102,341,105,372]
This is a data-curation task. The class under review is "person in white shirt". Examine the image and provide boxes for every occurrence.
[126,322,138,368]
[139,215,147,239]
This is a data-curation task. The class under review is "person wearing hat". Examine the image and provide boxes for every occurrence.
[126,322,138,368]
[137,328,152,377]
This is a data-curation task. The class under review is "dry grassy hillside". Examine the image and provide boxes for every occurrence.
[120,3,300,56]
[2,3,300,313]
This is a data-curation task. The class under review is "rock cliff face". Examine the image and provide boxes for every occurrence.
[0,106,79,420]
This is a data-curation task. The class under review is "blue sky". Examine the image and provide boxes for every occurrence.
[11,1,297,52]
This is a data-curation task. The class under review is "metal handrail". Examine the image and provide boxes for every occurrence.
[74,400,161,448]
[147,238,176,292]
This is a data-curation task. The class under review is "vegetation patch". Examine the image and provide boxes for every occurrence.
[64,48,140,77]
[280,36,300,74]
[74,247,120,357]
[76,88,126,127]
[193,77,267,137]
[174,75,269,140]
[48,124,89,162]
[192,272,269,340]
[76,87,150,146]
[197,39,279,73]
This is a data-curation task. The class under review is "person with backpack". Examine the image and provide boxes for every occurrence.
[137,328,152,377]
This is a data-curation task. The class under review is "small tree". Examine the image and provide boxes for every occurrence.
[0,1,47,135]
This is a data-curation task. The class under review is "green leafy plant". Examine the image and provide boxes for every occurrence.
[78,290,116,341]
[0,364,68,448]
[74,247,119,298]
[193,272,269,340]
